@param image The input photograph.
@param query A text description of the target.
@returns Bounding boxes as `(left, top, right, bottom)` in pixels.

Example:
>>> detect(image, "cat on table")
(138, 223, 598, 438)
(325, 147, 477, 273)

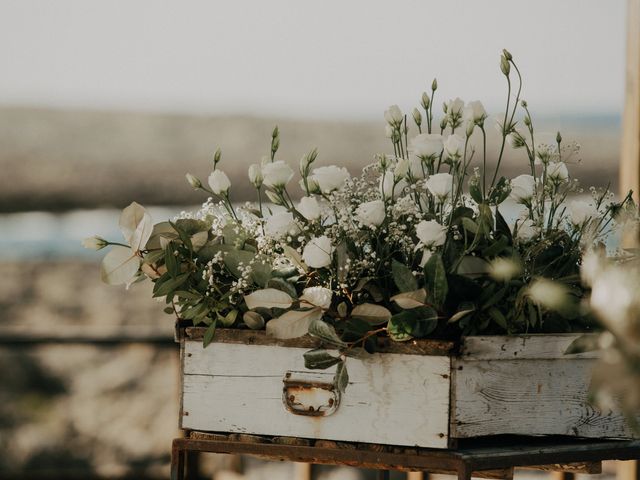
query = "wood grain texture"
(459, 334, 599, 360)
(451, 357, 634, 439)
(181, 340, 451, 448)
(185, 327, 456, 356)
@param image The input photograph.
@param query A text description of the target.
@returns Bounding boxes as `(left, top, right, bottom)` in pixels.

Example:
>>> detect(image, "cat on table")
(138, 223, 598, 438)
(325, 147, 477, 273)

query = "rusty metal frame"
(170, 432, 640, 480)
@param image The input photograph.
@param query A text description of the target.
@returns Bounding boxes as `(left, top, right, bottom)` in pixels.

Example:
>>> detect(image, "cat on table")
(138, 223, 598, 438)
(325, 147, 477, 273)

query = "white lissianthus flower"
(355, 199, 386, 228)
(410, 133, 443, 158)
(515, 219, 537, 241)
(302, 235, 334, 268)
(208, 170, 231, 195)
(447, 97, 465, 116)
(510, 174, 536, 203)
(463, 100, 487, 124)
(380, 173, 407, 199)
(262, 160, 294, 189)
(444, 134, 465, 159)
(425, 173, 454, 201)
(547, 162, 569, 182)
(248, 164, 263, 188)
(300, 286, 333, 310)
(384, 105, 403, 126)
(568, 200, 598, 225)
(265, 212, 299, 239)
(298, 196, 321, 221)
(82, 235, 108, 251)
(309, 166, 350, 194)
(415, 220, 447, 248)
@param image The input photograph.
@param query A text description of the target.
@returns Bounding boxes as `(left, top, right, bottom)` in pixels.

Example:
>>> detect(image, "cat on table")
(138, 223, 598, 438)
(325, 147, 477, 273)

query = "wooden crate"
(179, 328, 635, 449)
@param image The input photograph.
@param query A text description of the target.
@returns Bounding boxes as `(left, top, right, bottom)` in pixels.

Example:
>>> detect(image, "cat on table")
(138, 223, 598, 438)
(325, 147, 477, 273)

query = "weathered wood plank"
(185, 327, 456, 356)
(451, 357, 634, 440)
(181, 340, 451, 448)
(459, 334, 599, 360)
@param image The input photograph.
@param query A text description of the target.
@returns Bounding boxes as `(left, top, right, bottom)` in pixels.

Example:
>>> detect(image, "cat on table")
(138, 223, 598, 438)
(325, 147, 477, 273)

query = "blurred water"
(0, 198, 620, 260)
(0, 207, 183, 259)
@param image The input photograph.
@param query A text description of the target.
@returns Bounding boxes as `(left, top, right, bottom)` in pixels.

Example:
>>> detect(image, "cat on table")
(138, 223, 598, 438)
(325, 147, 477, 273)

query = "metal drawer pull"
(282, 371, 341, 417)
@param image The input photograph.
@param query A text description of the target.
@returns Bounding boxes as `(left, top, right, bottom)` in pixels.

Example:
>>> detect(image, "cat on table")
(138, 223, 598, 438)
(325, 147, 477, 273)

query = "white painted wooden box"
(179, 328, 636, 449)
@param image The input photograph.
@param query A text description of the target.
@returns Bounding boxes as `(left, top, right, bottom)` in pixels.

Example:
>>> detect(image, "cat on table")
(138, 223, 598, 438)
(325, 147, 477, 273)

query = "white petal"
(101, 246, 141, 285)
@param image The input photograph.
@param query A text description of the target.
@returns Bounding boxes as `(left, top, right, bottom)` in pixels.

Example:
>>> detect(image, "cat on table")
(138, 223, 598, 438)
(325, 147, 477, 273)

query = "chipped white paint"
(182, 340, 451, 448)
(181, 332, 637, 448)
(452, 335, 635, 440)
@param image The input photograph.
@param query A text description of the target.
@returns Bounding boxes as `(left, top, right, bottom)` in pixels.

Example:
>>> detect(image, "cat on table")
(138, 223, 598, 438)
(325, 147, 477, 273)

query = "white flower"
(265, 212, 299, 238)
(300, 286, 333, 310)
(384, 105, 403, 125)
(444, 134, 465, 159)
(355, 199, 386, 227)
(302, 235, 334, 268)
(394, 158, 410, 179)
(208, 170, 231, 195)
(528, 279, 570, 310)
(425, 173, 453, 201)
(463, 100, 487, 124)
(510, 174, 535, 203)
(415, 220, 447, 248)
(515, 219, 537, 241)
(447, 97, 465, 116)
(568, 200, 598, 225)
(248, 164, 263, 188)
(82, 235, 108, 251)
(262, 160, 294, 189)
(380, 173, 407, 199)
(408, 155, 426, 179)
(410, 133, 444, 158)
(384, 125, 394, 138)
(185, 173, 201, 189)
(419, 249, 433, 267)
(547, 162, 569, 182)
(309, 165, 350, 193)
(298, 196, 321, 221)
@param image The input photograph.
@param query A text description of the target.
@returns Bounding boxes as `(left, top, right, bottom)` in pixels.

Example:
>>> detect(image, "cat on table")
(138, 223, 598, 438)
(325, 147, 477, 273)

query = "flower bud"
(502, 48, 513, 61)
(556, 131, 562, 144)
(500, 55, 510, 76)
(384, 105, 403, 126)
(82, 235, 108, 251)
(384, 125, 394, 138)
(248, 164, 263, 188)
(185, 173, 202, 189)
(431, 78, 438, 91)
(421, 92, 430, 110)
(412, 108, 422, 126)
(264, 189, 282, 205)
(442, 102, 448, 114)
(271, 137, 280, 153)
(520, 100, 528, 108)
(213, 148, 222, 167)
(439, 117, 447, 131)
(271, 125, 279, 139)
(466, 120, 475, 137)
(208, 169, 231, 195)
(523, 115, 531, 127)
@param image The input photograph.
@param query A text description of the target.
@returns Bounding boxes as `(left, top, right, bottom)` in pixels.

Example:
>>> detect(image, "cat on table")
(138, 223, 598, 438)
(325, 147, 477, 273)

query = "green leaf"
(334, 361, 349, 393)
(390, 307, 438, 338)
(391, 289, 427, 309)
(180, 303, 208, 320)
(303, 349, 342, 370)
(495, 208, 513, 242)
(163, 306, 174, 315)
(244, 288, 293, 310)
(223, 249, 257, 278)
(267, 278, 298, 299)
(203, 318, 217, 348)
(461, 217, 479, 234)
(164, 242, 179, 278)
(174, 290, 202, 300)
(448, 302, 476, 323)
(424, 253, 448, 309)
(308, 319, 346, 347)
(152, 272, 189, 297)
(218, 309, 238, 327)
(243, 311, 265, 330)
(250, 259, 272, 288)
(469, 179, 483, 204)
(143, 249, 166, 265)
(487, 307, 508, 330)
(387, 315, 414, 342)
(351, 303, 392, 325)
(392, 260, 418, 292)
(169, 221, 193, 251)
(175, 218, 210, 235)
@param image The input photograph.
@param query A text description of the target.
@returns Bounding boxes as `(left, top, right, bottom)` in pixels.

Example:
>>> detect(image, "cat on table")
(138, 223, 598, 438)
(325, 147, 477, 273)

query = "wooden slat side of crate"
(450, 334, 634, 441)
(180, 329, 453, 448)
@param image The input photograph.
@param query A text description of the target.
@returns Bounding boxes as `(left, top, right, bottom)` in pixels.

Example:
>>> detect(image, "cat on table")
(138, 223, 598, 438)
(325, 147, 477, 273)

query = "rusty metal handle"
(282, 371, 341, 417)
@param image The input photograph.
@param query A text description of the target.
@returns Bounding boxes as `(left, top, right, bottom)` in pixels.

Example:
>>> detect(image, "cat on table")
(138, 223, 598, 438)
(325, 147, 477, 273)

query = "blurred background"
(0, 0, 630, 478)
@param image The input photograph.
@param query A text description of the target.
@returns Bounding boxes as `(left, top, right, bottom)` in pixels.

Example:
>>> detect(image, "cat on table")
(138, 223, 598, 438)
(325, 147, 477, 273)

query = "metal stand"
(170, 431, 640, 480)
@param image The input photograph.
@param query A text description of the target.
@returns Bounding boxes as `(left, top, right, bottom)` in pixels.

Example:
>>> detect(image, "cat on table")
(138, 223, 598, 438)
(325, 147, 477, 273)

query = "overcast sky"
(0, 0, 627, 120)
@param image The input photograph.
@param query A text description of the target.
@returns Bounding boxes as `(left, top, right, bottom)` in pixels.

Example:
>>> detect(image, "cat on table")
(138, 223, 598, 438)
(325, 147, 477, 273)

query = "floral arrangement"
(86, 50, 635, 391)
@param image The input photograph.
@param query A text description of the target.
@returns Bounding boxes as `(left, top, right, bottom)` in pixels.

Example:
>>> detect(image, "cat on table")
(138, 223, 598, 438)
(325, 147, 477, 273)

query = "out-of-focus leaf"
(424, 253, 448, 308)
(334, 361, 349, 393)
(351, 303, 392, 325)
(244, 288, 293, 310)
(391, 289, 427, 309)
(303, 349, 342, 369)
(101, 246, 141, 285)
(119, 202, 153, 252)
(392, 260, 418, 292)
(265, 307, 322, 339)
(308, 319, 346, 347)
